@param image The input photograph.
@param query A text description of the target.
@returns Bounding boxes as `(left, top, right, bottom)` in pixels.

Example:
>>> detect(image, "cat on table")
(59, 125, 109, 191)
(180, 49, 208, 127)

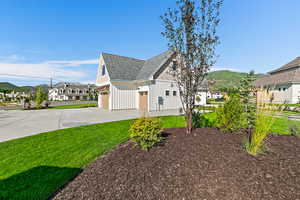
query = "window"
(172, 61, 177, 71)
(283, 88, 286, 91)
(279, 88, 281, 91)
(173, 91, 177, 96)
(165, 90, 170, 96)
(102, 65, 106, 76)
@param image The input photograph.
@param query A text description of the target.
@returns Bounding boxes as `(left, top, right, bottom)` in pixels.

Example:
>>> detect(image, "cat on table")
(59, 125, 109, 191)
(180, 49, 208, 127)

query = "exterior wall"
(207, 91, 223, 99)
(257, 84, 295, 104)
(156, 63, 175, 81)
(97, 94, 102, 108)
(148, 80, 181, 111)
(291, 83, 300, 104)
(110, 83, 138, 110)
(96, 55, 110, 86)
(269, 84, 292, 104)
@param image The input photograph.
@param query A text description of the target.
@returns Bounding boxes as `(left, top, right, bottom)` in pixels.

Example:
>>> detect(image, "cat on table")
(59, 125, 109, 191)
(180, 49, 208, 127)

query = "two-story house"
(254, 57, 300, 104)
(96, 50, 207, 111)
(48, 83, 97, 101)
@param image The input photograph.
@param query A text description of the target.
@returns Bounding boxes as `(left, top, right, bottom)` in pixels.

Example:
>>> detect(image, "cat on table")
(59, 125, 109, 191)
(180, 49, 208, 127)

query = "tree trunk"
(186, 108, 193, 134)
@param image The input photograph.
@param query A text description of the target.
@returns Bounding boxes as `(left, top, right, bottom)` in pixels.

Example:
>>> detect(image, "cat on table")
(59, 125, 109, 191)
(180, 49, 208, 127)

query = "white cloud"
(0, 54, 25, 62)
(81, 79, 96, 84)
(210, 66, 239, 72)
(0, 58, 98, 81)
(46, 59, 98, 67)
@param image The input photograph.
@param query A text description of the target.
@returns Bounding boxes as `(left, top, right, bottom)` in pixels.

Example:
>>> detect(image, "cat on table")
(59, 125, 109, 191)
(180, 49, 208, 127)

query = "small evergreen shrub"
(35, 87, 44, 109)
(289, 121, 300, 137)
(216, 94, 245, 132)
(192, 113, 217, 128)
(245, 113, 273, 155)
(129, 117, 163, 150)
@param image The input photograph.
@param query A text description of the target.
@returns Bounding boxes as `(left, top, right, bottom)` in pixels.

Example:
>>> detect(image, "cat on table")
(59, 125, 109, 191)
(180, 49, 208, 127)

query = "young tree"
(239, 70, 257, 139)
(35, 87, 44, 109)
(161, 0, 222, 133)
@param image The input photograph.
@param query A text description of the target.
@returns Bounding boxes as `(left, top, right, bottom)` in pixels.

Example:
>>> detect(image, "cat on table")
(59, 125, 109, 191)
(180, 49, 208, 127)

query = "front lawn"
(49, 103, 98, 109)
(0, 115, 185, 200)
(0, 112, 294, 199)
(199, 112, 295, 135)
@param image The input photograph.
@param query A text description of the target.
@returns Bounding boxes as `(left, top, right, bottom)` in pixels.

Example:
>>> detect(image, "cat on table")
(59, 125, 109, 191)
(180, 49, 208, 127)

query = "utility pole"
(50, 77, 53, 88)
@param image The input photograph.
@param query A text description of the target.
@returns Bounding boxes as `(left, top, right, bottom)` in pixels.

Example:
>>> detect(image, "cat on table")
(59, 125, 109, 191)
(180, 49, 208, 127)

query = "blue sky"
(0, 0, 299, 86)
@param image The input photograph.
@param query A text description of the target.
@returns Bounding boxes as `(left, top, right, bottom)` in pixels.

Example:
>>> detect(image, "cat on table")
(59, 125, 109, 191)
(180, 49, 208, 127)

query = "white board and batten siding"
(110, 84, 137, 110)
(148, 80, 181, 111)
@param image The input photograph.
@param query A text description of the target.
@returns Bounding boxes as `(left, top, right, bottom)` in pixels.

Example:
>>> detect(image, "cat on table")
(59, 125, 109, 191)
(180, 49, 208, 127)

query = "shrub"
(289, 121, 300, 137)
(35, 87, 44, 109)
(245, 113, 273, 155)
(215, 97, 225, 102)
(195, 96, 201, 103)
(216, 94, 245, 132)
(192, 112, 217, 128)
(129, 117, 163, 150)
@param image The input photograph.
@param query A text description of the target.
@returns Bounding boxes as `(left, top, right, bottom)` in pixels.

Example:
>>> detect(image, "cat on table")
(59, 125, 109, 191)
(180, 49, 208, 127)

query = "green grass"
(0, 115, 185, 200)
(197, 112, 295, 135)
(49, 103, 97, 109)
(0, 112, 294, 199)
(270, 116, 296, 135)
(269, 103, 300, 108)
(278, 111, 300, 116)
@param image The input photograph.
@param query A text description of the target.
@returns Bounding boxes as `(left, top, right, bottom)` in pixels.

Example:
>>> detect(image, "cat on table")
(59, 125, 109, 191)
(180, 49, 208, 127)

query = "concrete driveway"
(0, 108, 180, 142)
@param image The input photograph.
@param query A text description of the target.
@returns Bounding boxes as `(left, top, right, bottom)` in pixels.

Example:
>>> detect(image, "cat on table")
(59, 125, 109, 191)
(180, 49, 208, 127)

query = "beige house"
(96, 51, 208, 111)
(254, 57, 300, 104)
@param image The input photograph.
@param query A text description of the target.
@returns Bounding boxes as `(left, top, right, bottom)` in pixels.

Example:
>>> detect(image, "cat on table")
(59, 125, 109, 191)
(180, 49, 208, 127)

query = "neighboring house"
(0, 91, 30, 101)
(207, 90, 223, 99)
(48, 83, 97, 101)
(254, 57, 300, 104)
(96, 51, 207, 111)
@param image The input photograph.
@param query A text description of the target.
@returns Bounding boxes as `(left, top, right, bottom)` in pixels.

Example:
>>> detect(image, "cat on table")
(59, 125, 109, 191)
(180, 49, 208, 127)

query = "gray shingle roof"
(136, 50, 174, 80)
(254, 57, 300, 87)
(102, 51, 174, 81)
(269, 57, 300, 74)
(254, 68, 300, 86)
(102, 53, 145, 81)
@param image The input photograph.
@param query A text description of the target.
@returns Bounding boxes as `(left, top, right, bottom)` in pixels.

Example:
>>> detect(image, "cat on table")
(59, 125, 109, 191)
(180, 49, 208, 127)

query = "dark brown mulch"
(53, 128, 300, 200)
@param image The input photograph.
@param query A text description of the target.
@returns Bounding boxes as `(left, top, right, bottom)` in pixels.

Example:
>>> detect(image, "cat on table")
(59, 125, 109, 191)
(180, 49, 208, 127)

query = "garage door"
(139, 91, 148, 111)
(101, 92, 109, 109)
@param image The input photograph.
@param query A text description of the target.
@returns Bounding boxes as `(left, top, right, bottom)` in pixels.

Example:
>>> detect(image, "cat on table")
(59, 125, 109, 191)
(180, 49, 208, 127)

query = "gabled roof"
(136, 50, 174, 80)
(102, 53, 145, 81)
(254, 69, 300, 86)
(101, 50, 174, 81)
(269, 57, 300, 74)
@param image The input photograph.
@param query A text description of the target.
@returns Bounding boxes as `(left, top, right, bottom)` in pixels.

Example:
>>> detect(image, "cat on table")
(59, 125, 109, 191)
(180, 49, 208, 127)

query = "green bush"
(192, 112, 217, 128)
(35, 87, 44, 109)
(289, 121, 300, 137)
(129, 117, 163, 150)
(216, 94, 245, 132)
(245, 113, 273, 155)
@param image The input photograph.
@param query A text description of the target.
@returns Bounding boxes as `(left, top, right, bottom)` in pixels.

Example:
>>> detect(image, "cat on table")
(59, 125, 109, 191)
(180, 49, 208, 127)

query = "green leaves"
(129, 117, 163, 150)
(216, 94, 246, 132)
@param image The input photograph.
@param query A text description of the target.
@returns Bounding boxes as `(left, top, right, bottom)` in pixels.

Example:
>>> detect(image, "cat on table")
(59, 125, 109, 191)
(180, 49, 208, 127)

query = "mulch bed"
(53, 128, 300, 200)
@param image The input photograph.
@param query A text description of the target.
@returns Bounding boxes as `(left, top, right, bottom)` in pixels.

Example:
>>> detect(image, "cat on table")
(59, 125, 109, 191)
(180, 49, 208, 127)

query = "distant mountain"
(54, 82, 83, 87)
(207, 70, 264, 90)
(0, 82, 18, 90)
(0, 82, 49, 92)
